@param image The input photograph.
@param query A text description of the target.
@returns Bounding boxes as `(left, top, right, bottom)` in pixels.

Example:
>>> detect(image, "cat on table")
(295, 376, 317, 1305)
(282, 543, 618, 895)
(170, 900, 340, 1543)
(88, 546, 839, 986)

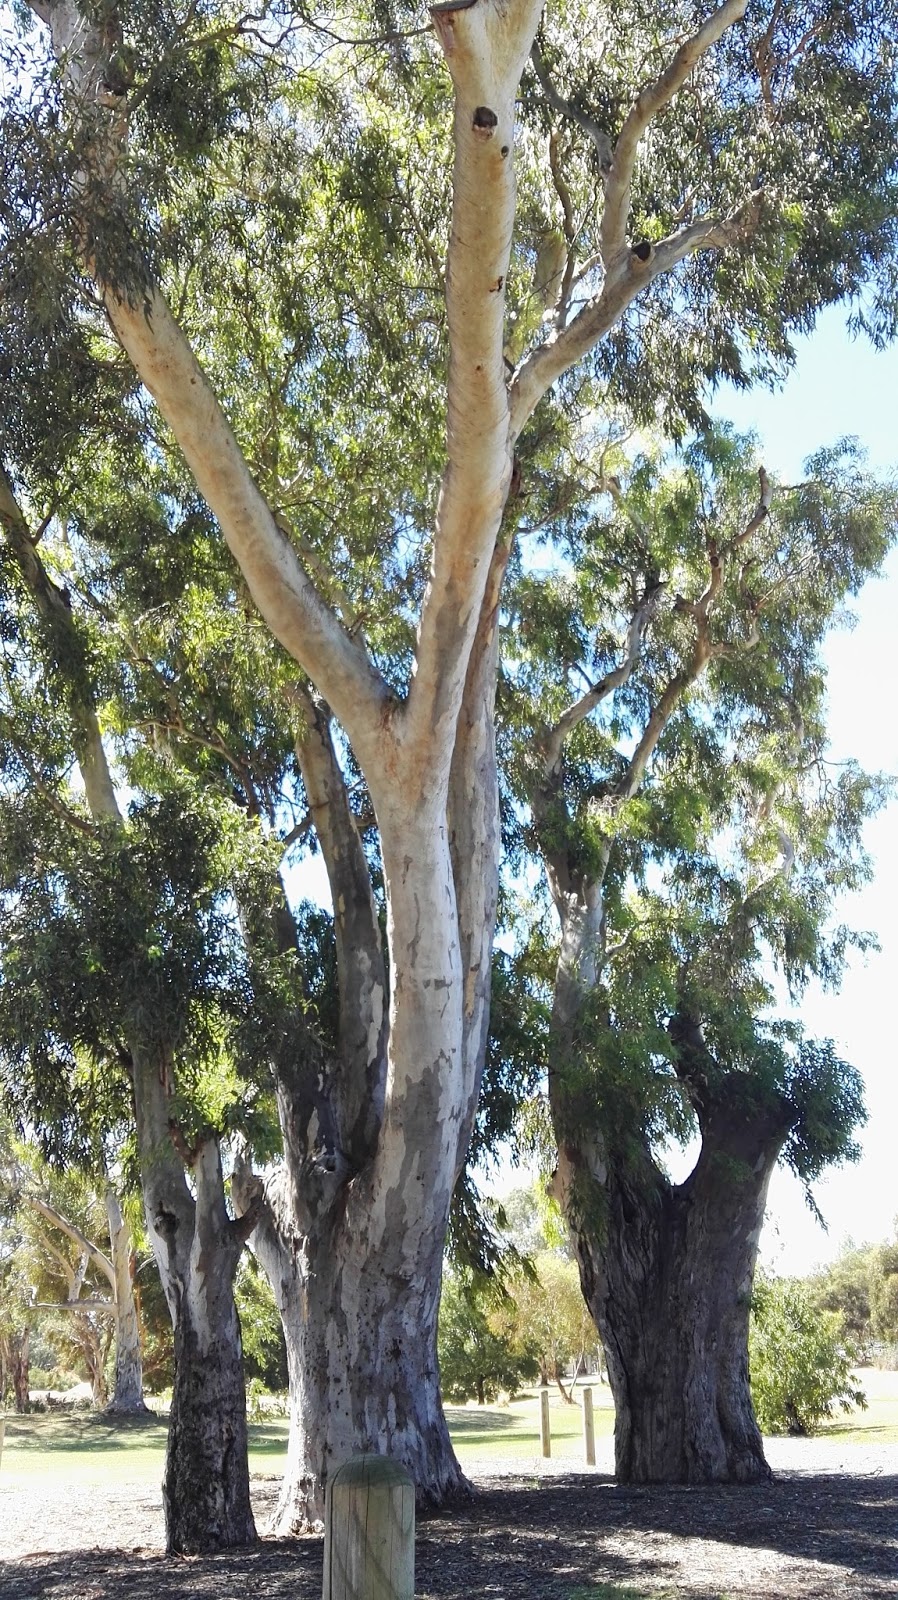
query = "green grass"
(1, 1369, 895, 1484)
(0, 1410, 289, 1483)
(564, 1590, 732, 1600)
(810, 1366, 898, 1445)
(447, 1383, 615, 1463)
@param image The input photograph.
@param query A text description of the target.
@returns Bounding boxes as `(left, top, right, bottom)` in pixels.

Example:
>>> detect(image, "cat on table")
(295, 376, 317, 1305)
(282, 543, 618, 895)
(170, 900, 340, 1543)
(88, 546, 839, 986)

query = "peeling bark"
(243, 1171, 466, 1533)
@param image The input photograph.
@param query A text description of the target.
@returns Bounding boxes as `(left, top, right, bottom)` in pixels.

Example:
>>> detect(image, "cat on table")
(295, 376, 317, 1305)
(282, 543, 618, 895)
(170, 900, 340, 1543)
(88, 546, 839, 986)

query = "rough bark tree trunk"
(562, 1081, 791, 1484)
(163, 1241, 254, 1550)
(141, 1122, 256, 1553)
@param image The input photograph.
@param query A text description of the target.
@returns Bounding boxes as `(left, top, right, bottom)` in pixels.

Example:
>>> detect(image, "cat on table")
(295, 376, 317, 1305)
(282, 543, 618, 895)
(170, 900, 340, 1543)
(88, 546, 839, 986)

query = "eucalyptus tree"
(5, 0, 898, 1532)
(504, 430, 891, 1481)
(0, 462, 266, 1548)
(4, 1149, 146, 1411)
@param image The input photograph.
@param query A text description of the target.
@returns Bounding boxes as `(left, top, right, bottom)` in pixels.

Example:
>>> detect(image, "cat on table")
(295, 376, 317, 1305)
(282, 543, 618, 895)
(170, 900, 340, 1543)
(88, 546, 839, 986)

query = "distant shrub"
(750, 1273, 866, 1435)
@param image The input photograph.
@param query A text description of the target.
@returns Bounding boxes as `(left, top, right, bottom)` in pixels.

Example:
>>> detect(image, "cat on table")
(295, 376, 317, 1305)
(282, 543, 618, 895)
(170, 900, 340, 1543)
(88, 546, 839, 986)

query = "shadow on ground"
(2, 1470, 897, 1600)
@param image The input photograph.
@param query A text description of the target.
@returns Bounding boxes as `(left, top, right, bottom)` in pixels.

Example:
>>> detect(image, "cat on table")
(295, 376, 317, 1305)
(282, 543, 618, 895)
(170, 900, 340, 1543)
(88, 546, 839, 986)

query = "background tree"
(438, 1268, 539, 1406)
(15, 1176, 144, 1411)
(0, 1200, 34, 1411)
(496, 1251, 601, 1401)
(498, 430, 891, 1483)
(807, 1230, 898, 1360)
(806, 1242, 879, 1361)
(0, 1123, 147, 1413)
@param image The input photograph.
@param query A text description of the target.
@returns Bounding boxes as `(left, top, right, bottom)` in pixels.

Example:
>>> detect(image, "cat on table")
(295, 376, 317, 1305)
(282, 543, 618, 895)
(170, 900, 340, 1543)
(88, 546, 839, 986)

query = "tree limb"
(291, 682, 388, 1164)
(23, 1194, 116, 1293)
(540, 580, 667, 776)
(509, 187, 763, 436)
(0, 464, 120, 820)
(601, 0, 749, 270)
(28, 2, 397, 768)
(403, 0, 544, 766)
(530, 39, 613, 175)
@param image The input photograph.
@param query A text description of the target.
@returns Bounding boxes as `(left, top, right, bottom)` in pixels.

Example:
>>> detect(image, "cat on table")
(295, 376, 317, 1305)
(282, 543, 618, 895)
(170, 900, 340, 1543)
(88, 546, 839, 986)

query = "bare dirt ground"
(2, 1441, 897, 1599)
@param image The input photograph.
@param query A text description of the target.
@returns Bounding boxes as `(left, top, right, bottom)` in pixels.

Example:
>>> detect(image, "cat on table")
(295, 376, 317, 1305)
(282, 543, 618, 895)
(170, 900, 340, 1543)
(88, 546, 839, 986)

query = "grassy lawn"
(0, 1410, 289, 1483)
(817, 1365, 898, 1444)
(1, 1369, 895, 1483)
(447, 1382, 615, 1464)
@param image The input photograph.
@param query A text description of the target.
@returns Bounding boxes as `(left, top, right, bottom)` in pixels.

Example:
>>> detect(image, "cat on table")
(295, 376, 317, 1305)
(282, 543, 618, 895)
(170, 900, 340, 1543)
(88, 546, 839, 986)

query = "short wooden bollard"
(540, 1385, 551, 1458)
(0, 1416, 4, 1470)
(582, 1386, 595, 1466)
(323, 1454, 414, 1600)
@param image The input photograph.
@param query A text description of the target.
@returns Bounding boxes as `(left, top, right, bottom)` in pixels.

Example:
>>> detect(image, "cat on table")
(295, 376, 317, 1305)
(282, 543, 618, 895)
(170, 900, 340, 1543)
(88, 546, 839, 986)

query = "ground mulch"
(2, 1443, 897, 1599)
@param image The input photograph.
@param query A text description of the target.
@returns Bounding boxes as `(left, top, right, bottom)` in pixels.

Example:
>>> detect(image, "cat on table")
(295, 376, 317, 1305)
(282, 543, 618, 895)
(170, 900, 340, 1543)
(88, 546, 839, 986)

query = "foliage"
(495, 1183, 570, 1260)
(438, 1269, 539, 1405)
(496, 1251, 602, 1393)
(806, 1230, 898, 1357)
(235, 1255, 287, 1391)
(498, 426, 890, 1196)
(749, 1273, 866, 1435)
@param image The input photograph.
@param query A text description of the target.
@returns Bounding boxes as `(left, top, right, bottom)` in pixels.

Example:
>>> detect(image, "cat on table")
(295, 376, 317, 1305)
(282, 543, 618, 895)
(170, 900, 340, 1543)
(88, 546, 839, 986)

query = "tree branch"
(509, 187, 762, 436)
(402, 0, 543, 767)
(540, 580, 667, 776)
(530, 39, 613, 175)
(0, 464, 120, 820)
(29, 2, 397, 767)
(291, 683, 388, 1164)
(600, 0, 749, 270)
(22, 1194, 116, 1293)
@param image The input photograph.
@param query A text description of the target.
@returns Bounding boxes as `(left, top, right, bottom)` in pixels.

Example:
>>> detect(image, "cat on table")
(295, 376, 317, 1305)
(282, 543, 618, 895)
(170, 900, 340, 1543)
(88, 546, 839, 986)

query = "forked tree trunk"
(137, 1081, 256, 1553)
(233, 667, 503, 1529)
(236, 803, 473, 1532)
(568, 1085, 791, 1484)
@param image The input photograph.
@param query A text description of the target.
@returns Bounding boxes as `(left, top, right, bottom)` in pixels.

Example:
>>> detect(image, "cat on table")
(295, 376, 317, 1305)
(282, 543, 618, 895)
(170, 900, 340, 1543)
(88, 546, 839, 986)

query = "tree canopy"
(2, 0, 898, 1538)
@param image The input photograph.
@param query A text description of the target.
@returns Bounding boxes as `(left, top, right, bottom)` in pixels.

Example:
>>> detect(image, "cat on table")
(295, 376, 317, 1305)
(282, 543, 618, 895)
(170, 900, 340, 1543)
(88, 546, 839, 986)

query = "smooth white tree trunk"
(104, 1188, 147, 1415)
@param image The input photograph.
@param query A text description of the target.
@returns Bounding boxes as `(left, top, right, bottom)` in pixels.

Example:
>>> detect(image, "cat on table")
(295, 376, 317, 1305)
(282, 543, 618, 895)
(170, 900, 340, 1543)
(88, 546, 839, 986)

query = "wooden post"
(582, 1385, 595, 1466)
(322, 1454, 414, 1600)
(0, 1415, 4, 1470)
(540, 1385, 551, 1458)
